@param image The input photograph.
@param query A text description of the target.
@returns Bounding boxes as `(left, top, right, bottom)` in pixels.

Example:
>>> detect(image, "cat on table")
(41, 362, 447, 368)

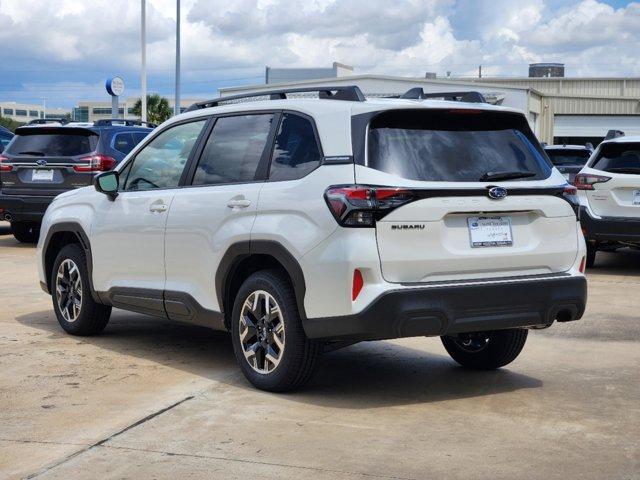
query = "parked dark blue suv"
(0, 126, 13, 153)
(0, 118, 154, 242)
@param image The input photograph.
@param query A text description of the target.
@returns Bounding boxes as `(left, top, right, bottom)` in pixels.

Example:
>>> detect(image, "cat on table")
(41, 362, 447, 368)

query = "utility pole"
(141, 0, 147, 122)
(174, 0, 181, 116)
(42, 97, 46, 119)
(478, 65, 482, 78)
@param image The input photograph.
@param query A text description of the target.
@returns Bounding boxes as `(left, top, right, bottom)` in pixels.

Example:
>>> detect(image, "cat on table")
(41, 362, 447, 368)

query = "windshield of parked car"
(545, 149, 591, 167)
(592, 143, 640, 174)
(6, 130, 98, 157)
(367, 109, 551, 182)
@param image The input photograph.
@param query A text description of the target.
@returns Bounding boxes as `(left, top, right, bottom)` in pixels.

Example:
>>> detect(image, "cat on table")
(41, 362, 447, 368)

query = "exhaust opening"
(555, 309, 574, 322)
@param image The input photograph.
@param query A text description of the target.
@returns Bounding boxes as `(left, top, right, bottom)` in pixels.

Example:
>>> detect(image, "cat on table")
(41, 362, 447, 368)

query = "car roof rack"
(185, 85, 366, 112)
(399, 88, 486, 103)
(604, 129, 625, 140)
(93, 119, 157, 128)
(28, 118, 69, 125)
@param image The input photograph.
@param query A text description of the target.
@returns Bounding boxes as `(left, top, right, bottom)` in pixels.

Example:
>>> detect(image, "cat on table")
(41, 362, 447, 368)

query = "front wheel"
(51, 244, 112, 336)
(441, 329, 528, 370)
(11, 222, 40, 243)
(230, 270, 322, 392)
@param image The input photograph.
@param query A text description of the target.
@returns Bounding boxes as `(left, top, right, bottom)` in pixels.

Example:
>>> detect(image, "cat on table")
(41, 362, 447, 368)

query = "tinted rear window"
(367, 110, 550, 182)
(6, 131, 98, 157)
(592, 143, 640, 174)
(545, 149, 591, 167)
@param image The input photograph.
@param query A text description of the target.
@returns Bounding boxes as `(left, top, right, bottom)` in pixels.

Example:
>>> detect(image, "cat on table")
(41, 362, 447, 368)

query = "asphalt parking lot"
(0, 220, 638, 480)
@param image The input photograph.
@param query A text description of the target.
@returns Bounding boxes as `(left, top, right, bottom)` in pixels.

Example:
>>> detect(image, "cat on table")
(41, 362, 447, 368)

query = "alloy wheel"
(55, 259, 83, 323)
(239, 290, 285, 374)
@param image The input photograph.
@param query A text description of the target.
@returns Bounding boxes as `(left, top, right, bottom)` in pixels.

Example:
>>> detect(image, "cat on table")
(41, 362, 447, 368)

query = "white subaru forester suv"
(37, 86, 587, 392)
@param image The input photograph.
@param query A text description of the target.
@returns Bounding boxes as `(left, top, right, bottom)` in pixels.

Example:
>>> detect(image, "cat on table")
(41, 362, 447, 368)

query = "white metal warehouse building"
(219, 72, 640, 145)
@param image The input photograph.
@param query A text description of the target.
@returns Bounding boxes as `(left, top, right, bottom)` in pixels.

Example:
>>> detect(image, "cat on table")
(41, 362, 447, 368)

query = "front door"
(91, 119, 208, 306)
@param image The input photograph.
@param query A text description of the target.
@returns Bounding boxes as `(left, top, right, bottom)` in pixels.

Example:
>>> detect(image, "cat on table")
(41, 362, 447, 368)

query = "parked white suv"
(37, 86, 587, 392)
(576, 131, 640, 267)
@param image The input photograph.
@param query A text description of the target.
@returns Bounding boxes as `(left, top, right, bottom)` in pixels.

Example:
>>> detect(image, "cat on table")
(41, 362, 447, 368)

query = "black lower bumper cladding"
(0, 194, 53, 222)
(580, 206, 640, 244)
(304, 275, 587, 341)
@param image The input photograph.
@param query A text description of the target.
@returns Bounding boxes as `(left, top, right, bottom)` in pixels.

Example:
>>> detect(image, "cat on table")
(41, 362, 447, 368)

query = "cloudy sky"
(0, 0, 638, 108)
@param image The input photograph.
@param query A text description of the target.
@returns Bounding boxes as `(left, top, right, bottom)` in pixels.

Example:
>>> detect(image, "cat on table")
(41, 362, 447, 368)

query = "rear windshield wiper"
(17, 151, 47, 156)
(606, 167, 640, 174)
(479, 170, 536, 181)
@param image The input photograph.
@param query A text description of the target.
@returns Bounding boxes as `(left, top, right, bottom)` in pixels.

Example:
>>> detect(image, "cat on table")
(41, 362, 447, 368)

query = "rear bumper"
(0, 194, 53, 223)
(303, 275, 587, 341)
(580, 206, 640, 244)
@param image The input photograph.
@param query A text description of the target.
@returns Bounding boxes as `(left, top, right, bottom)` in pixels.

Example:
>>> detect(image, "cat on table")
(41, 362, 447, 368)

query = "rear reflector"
(579, 256, 586, 274)
(352, 269, 364, 301)
(74, 154, 117, 173)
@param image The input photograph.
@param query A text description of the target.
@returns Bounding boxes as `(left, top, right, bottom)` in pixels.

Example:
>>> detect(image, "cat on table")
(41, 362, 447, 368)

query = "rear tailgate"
(357, 108, 579, 284)
(1, 127, 99, 196)
(581, 142, 640, 219)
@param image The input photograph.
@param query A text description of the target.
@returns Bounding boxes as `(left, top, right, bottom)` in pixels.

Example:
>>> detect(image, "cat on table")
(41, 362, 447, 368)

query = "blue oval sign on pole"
(105, 76, 125, 97)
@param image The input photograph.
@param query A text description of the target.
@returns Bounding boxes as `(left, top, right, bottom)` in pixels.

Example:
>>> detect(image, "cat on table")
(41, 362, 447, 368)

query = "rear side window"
(367, 110, 550, 182)
(193, 114, 275, 185)
(545, 149, 591, 167)
(6, 132, 98, 157)
(592, 143, 640, 174)
(112, 132, 136, 155)
(269, 114, 321, 181)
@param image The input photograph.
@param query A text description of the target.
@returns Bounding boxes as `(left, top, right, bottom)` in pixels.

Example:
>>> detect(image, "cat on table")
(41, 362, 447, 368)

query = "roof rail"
(93, 119, 157, 128)
(399, 88, 486, 103)
(604, 129, 625, 140)
(185, 85, 366, 111)
(28, 118, 69, 125)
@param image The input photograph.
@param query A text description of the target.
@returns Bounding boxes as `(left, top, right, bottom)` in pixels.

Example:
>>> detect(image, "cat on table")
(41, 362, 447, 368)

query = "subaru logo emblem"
(36, 159, 47, 167)
(488, 186, 508, 199)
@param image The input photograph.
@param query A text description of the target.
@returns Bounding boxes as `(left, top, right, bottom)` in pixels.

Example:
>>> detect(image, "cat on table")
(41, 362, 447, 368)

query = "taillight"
(324, 185, 415, 227)
(574, 173, 611, 190)
(0, 155, 12, 172)
(73, 154, 117, 173)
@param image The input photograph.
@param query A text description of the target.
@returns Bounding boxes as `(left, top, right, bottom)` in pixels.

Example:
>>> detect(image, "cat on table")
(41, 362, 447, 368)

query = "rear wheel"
(586, 244, 597, 268)
(51, 244, 111, 336)
(441, 329, 528, 370)
(231, 270, 322, 392)
(11, 222, 40, 243)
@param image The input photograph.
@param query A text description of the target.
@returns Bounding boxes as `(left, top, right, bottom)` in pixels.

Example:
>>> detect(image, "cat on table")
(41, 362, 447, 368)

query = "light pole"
(174, 0, 181, 116)
(141, 0, 147, 122)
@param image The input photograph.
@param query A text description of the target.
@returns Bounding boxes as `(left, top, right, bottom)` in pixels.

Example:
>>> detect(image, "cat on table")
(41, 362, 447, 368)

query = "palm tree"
(132, 94, 172, 124)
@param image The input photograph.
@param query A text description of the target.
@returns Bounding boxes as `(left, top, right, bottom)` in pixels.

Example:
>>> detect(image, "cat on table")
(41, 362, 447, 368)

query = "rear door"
(164, 113, 278, 316)
(358, 108, 578, 283)
(0, 127, 99, 196)
(580, 141, 640, 219)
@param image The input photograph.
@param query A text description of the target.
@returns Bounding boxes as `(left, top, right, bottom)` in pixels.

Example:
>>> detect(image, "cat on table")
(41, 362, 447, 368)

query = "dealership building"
(219, 63, 640, 145)
(0, 102, 70, 122)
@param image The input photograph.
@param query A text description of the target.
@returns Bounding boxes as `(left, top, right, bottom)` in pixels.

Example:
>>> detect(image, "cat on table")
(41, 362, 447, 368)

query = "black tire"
(11, 222, 40, 243)
(586, 244, 597, 268)
(441, 328, 528, 370)
(51, 243, 111, 336)
(230, 269, 322, 392)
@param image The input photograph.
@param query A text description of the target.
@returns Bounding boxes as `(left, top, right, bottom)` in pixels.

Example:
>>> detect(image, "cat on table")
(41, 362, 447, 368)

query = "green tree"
(0, 116, 24, 132)
(132, 94, 172, 125)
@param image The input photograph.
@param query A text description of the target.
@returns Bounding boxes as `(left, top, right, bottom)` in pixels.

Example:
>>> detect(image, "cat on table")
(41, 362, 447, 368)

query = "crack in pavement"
(0, 438, 88, 447)
(99, 443, 419, 480)
(24, 395, 194, 479)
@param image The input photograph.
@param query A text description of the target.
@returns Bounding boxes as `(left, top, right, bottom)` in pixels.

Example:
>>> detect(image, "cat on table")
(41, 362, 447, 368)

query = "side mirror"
(94, 171, 119, 200)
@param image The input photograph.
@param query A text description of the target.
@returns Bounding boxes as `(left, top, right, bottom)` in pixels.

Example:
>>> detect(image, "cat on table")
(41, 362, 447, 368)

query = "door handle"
(149, 203, 168, 213)
(227, 199, 251, 209)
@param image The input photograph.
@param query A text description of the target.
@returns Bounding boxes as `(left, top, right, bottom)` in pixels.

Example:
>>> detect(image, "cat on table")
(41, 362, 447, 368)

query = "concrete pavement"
(0, 222, 638, 479)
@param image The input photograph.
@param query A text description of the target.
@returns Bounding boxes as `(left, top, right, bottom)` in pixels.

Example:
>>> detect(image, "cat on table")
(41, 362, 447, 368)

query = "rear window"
(592, 143, 640, 174)
(367, 110, 551, 182)
(545, 149, 591, 167)
(6, 130, 98, 157)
